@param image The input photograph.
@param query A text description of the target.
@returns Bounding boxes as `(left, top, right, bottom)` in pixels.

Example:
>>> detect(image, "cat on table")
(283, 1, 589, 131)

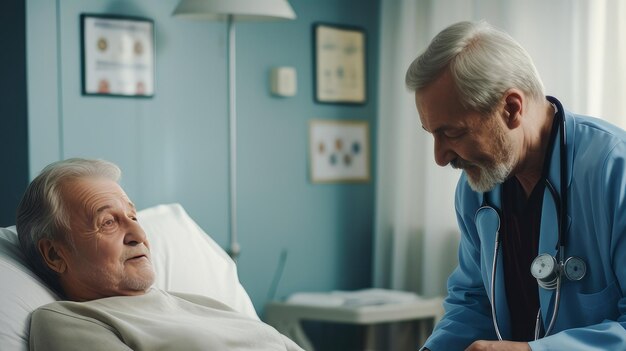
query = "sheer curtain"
(375, 0, 626, 298)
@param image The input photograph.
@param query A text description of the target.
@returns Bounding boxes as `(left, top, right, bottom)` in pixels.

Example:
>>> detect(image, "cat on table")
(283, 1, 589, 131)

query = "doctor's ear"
(38, 238, 68, 274)
(502, 90, 523, 129)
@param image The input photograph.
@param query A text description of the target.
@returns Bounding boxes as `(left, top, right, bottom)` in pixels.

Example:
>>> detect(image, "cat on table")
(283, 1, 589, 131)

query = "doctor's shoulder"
(569, 114, 626, 180)
(571, 114, 626, 160)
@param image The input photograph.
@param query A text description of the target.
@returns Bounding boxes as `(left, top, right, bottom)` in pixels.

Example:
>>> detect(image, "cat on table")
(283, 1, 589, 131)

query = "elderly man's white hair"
(405, 20, 545, 114)
(16, 158, 121, 294)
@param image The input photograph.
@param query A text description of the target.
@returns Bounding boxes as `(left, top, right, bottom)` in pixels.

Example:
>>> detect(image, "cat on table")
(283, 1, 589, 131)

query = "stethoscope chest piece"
(563, 256, 587, 281)
(531, 253, 587, 290)
(531, 253, 559, 290)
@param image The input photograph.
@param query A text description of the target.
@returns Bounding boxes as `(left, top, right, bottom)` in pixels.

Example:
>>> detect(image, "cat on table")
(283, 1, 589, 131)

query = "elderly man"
(17, 158, 303, 350)
(406, 21, 626, 350)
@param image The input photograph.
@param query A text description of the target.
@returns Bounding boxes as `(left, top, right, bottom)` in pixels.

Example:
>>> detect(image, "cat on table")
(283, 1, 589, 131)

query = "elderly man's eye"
(98, 218, 119, 234)
(444, 129, 465, 138)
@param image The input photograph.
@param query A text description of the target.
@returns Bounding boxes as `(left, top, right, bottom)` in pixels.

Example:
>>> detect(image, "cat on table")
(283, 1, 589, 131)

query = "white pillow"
(137, 203, 258, 319)
(0, 203, 257, 351)
(0, 226, 58, 351)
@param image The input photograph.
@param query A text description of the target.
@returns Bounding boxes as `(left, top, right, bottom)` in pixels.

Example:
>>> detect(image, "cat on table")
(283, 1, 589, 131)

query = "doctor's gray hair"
(16, 158, 121, 293)
(405, 21, 545, 114)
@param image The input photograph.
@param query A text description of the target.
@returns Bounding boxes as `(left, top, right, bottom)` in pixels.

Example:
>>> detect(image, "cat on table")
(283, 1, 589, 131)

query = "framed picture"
(309, 120, 370, 183)
(313, 23, 366, 104)
(80, 14, 155, 98)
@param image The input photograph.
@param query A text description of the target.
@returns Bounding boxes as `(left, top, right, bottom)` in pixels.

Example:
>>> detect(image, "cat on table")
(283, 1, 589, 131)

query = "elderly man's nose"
(434, 136, 454, 167)
(124, 222, 148, 246)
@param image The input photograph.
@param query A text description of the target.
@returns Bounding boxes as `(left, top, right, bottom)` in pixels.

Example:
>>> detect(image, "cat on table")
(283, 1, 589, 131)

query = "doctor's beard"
(452, 158, 512, 193)
(451, 120, 516, 193)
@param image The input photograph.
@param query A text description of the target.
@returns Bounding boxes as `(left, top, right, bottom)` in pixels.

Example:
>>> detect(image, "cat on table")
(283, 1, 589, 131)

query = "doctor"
(405, 21, 626, 350)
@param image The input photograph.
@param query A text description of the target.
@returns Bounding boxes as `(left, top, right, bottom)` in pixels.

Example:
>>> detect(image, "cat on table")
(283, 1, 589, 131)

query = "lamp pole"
(227, 14, 240, 260)
(172, 0, 296, 262)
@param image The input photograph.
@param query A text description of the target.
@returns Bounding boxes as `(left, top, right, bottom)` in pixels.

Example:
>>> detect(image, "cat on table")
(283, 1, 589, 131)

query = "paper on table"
(286, 293, 346, 307)
(286, 288, 422, 307)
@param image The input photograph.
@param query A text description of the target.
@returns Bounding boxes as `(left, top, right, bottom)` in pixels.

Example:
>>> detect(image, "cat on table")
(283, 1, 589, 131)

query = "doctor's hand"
(465, 340, 530, 351)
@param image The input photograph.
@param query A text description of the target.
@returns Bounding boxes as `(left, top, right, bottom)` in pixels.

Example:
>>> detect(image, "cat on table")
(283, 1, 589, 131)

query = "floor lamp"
(172, 0, 296, 261)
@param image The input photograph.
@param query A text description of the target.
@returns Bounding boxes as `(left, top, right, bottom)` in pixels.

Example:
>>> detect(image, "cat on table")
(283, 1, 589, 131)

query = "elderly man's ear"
(38, 239, 68, 273)
(502, 90, 524, 129)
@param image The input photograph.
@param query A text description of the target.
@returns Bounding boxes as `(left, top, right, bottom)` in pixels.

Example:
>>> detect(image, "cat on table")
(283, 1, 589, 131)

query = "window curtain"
(375, 0, 626, 299)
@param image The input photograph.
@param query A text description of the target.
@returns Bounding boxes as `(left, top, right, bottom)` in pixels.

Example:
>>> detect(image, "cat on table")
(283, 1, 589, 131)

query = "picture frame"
(309, 119, 370, 183)
(313, 23, 367, 104)
(80, 14, 155, 98)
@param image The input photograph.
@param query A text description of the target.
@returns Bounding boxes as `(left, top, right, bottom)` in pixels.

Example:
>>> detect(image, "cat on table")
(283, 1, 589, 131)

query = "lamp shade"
(172, 0, 296, 21)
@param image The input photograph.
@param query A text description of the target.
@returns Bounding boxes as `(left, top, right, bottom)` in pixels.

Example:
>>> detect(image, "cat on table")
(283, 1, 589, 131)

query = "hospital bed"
(0, 203, 259, 351)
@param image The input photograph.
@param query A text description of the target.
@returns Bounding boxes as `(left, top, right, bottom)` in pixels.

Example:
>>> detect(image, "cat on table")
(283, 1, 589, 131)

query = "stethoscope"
(476, 96, 587, 341)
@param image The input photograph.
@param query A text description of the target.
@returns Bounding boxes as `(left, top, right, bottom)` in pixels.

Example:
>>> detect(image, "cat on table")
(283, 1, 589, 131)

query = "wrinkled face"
(415, 71, 515, 192)
(56, 177, 154, 301)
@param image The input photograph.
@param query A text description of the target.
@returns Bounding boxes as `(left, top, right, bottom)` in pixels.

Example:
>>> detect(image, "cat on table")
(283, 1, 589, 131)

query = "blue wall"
(0, 0, 29, 227)
(27, 0, 379, 311)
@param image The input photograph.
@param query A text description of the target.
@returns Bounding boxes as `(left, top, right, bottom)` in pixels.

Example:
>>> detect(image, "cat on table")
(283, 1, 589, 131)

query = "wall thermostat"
(270, 67, 297, 97)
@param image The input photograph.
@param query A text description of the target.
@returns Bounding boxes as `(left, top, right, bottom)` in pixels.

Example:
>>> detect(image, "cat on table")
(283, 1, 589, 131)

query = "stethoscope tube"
(484, 97, 581, 341)
(487, 205, 503, 341)
(489, 230, 562, 341)
(541, 177, 564, 338)
(489, 212, 563, 341)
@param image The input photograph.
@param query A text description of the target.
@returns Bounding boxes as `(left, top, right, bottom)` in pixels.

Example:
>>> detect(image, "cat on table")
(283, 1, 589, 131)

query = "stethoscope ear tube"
(477, 97, 588, 341)
(476, 205, 504, 341)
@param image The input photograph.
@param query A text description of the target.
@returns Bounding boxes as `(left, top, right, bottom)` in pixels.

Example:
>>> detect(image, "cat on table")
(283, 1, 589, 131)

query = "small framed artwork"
(313, 23, 366, 104)
(309, 119, 370, 183)
(80, 14, 155, 98)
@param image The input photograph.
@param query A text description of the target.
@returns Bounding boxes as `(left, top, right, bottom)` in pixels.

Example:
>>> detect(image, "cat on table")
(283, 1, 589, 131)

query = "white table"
(265, 297, 444, 350)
